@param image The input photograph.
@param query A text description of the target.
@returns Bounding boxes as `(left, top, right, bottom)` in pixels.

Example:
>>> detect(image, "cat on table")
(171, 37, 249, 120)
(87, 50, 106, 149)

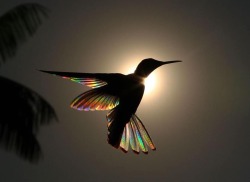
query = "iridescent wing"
(39, 70, 110, 88)
(119, 114, 156, 154)
(40, 71, 124, 111)
(71, 88, 119, 111)
(62, 77, 107, 88)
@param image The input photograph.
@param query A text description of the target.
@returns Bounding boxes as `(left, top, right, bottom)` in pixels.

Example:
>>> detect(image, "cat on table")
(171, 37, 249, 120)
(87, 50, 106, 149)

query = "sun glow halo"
(125, 66, 157, 95)
(144, 73, 156, 94)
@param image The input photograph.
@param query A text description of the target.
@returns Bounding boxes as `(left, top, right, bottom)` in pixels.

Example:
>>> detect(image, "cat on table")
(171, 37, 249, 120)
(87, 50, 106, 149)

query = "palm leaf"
(0, 3, 49, 63)
(0, 76, 57, 163)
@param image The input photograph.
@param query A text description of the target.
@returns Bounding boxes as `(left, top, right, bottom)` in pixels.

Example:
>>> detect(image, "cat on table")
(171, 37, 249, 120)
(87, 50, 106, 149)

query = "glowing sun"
(125, 66, 157, 95)
(144, 73, 156, 94)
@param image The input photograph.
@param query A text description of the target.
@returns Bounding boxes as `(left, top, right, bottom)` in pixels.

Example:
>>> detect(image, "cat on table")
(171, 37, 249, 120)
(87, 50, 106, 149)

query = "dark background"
(1, 0, 250, 181)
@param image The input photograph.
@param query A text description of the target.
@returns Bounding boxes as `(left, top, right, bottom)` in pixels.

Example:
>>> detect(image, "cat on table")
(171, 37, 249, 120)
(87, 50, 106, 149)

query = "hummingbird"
(40, 58, 181, 154)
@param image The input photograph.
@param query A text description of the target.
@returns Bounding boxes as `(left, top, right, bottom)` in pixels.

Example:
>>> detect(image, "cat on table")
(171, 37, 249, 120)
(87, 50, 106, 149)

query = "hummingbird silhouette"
(40, 58, 181, 154)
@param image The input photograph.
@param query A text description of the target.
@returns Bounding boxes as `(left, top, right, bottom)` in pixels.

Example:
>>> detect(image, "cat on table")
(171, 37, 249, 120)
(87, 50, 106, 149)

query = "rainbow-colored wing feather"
(40, 70, 120, 111)
(39, 70, 111, 88)
(120, 114, 156, 154)
(71, 89, 119, 111)
(62, 77, 107, 88)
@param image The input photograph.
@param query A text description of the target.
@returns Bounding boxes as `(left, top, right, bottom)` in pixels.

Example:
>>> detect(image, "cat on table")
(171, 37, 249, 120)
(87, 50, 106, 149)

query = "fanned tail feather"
(119, 114, 156, 154)
(132, 115, 156, 151)
(119, 124, 130, 152)
(107, 111, 156, 154)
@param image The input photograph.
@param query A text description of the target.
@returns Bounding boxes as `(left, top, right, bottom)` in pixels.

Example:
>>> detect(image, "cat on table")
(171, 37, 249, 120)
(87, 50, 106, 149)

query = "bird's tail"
(107, 110, 156, 154)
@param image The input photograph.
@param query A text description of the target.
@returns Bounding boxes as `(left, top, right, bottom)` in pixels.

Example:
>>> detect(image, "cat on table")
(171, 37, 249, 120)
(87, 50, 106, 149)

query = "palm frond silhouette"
(41, 58, 181, 154)
(0, 76, 56, 162)
(0, 3, 56, 163)
(0, 3, 49, 63)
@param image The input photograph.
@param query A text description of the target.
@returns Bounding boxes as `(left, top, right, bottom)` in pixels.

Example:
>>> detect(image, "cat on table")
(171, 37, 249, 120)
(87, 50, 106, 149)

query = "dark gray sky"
(1, 0, 250, 181)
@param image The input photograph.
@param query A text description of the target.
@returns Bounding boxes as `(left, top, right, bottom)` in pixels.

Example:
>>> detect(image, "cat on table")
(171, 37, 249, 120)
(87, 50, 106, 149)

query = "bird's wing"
(40, 70, 123, 88)
(40, 70, 126, 111)
(71, 88, 119, 111)
(107, 108, 156, 154)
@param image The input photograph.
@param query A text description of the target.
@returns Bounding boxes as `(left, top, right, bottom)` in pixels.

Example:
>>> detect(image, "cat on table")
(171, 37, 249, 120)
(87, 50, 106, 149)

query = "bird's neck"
(134, 69, 148, 78)
(128, 73, 145, 84)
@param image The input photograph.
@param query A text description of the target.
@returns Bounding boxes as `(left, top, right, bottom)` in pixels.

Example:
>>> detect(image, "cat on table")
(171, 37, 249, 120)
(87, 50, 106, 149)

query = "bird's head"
(134, 58, 182, 78)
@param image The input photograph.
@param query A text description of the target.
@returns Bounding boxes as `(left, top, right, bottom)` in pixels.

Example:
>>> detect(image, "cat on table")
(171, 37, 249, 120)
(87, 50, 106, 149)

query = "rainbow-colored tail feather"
(119, 114, 156, 154)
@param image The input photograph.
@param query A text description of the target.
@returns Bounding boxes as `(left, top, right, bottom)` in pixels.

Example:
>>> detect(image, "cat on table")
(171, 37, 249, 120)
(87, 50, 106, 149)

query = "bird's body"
(41, 58, 181, 153)
(104, 73, 145, 148)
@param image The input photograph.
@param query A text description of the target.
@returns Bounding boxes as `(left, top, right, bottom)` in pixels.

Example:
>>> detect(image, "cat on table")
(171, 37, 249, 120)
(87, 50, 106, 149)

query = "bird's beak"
(149, 60, 182, 75)
(134, 59, 182, 77)
(162, 60, 182, 65)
